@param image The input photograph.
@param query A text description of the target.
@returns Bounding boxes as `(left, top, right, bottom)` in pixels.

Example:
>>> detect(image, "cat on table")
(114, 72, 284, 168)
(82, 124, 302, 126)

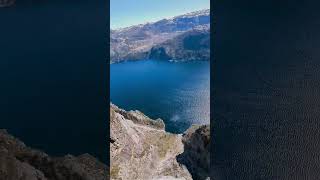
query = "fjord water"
(0, 2, 107, 162)
(111, 60, 209, 133)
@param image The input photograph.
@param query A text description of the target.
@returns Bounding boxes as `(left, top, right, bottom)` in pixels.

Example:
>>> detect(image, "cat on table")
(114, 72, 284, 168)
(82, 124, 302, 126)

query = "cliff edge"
(0, 129, 108, 180)
(110, 103, 210, 180)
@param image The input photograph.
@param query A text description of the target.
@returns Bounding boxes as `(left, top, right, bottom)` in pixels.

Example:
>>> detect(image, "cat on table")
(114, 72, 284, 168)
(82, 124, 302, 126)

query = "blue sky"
(111, 0, 210, 29)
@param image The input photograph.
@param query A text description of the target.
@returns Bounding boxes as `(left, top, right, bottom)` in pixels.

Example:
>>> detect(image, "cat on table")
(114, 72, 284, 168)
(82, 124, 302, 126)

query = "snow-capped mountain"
(110, 9, 210, 62)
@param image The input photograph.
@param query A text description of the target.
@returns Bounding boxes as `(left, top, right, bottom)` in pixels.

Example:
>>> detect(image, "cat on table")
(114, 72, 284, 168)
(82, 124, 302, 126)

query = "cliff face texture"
(0, 130, 108, 180)
(0, 104, 209, 180)
(177, 125, 210, 180)
(110, 103, 210, 180)
(149, 28, 210, 61)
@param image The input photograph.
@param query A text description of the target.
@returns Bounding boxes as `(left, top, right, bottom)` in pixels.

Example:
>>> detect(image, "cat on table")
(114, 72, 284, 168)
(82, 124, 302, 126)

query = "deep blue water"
(111, 60, 210, 133)
(0, 2, 108, 162)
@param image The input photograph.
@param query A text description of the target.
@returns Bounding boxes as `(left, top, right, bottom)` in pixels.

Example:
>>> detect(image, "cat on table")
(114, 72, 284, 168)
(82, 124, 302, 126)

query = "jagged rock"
(110, 103, 193, 180)
(178, 125, 210, 180)
(0, 129, 108, 180)
(112, 104, 165, 130)
(0, 147, 47, 180)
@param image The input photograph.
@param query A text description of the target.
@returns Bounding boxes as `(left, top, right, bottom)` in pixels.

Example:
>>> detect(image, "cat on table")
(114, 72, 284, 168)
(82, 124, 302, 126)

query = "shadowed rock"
(0, 129, 108, 180)
(177, 125, 210, 180)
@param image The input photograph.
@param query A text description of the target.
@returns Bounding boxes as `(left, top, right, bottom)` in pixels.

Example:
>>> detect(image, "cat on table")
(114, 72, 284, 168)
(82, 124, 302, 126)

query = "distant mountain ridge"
(110, 9, 210, 63)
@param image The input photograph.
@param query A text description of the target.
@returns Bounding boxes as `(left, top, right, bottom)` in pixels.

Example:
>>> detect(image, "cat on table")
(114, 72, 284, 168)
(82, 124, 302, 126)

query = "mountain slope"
(110, 9, 210, 63)
(149, 28, 210, 61)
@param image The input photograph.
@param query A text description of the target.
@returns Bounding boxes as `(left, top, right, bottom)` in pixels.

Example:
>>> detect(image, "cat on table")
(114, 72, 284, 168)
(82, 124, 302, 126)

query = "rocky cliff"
(110, 103, 210, 180)
(149, 28, 210, 61)
(0, 129, 108, 180)
(178, 125, 210, 180)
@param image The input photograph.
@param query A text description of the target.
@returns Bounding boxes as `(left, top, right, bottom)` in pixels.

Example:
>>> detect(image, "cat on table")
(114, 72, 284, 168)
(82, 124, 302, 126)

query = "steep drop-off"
(149, 28, 210, 61)
(110, 103, 210, 180)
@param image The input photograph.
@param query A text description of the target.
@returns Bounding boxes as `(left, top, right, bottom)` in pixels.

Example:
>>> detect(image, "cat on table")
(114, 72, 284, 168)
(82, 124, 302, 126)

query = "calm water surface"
(0, 2, 107, 162)
(111, 60, 210, 133)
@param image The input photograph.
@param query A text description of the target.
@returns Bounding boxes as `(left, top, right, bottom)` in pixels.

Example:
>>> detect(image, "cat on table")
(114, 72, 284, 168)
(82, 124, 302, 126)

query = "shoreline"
(110, 58, 210, 64)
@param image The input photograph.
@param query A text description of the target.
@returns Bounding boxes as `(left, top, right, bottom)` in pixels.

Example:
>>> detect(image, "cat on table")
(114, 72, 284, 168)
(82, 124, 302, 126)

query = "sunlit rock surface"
(110, 103, 210, 180)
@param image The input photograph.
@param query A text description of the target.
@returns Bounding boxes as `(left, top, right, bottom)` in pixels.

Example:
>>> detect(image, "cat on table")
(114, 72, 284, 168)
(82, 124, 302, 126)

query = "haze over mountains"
(110, 9, 210, 63)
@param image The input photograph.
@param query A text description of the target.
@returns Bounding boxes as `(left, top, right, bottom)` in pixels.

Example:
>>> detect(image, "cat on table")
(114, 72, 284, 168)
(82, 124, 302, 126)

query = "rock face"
(0, 129, 108, 180)
(149, 28, 210, 61)
(110, 103, 210, 180)
(110, 9, 210, 63)
(177, 125, 210, 180)
(110, 104, 192, 179)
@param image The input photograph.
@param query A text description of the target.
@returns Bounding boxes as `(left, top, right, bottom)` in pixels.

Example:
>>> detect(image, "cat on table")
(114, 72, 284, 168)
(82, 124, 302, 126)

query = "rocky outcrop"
(0, 129, 108, 180)
(149, 28, 210, 61)
(110, 103, 192, 179)
(112, 104, 165, 130)
(177, 125, 210, 180)
(110, 103, 210, 180)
